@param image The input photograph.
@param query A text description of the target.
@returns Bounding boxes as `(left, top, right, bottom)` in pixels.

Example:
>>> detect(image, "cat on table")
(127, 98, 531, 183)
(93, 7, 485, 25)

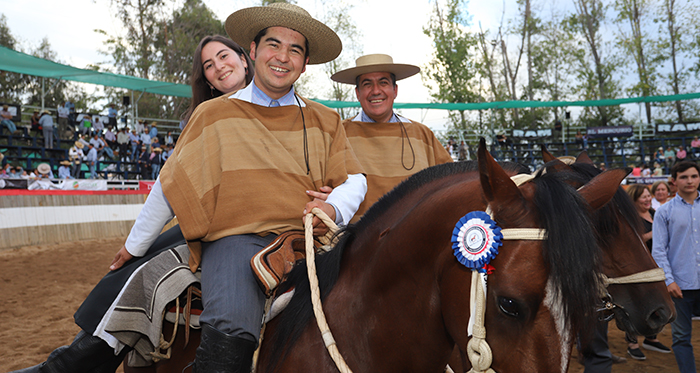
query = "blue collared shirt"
(353, 110, 409, 123)
(652, 193, 700, 289)
(231, 78, 305, 107)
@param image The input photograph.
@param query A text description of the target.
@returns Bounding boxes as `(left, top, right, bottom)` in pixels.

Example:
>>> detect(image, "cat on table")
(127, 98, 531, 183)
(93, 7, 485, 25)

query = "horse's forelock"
(532, 172, 601, 338)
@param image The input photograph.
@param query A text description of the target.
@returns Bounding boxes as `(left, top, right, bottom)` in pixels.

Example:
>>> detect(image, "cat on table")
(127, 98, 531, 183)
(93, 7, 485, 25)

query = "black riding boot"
(192, 324, 257, 373)
(10, 330, 128, 373)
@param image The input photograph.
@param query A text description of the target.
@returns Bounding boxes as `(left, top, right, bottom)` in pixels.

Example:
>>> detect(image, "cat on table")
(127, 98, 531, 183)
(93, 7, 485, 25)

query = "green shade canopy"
(313, 92, 700, 110)
(0, 45, 192, 97)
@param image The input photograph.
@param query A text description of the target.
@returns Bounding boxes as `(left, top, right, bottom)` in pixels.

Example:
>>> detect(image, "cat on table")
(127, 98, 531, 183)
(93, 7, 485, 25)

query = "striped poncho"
(343, 118, 453, 222)
(160, 96, 364, 271)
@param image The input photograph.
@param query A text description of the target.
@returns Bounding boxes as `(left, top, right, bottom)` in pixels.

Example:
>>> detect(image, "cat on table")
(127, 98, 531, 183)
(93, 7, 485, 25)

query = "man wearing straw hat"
(105, 3, 366, 372)
(318, 54, 452, 222)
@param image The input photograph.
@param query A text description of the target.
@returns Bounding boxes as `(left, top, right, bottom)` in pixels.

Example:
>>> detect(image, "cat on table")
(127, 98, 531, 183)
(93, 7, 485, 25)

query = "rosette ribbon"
(452, 211, 503, 272)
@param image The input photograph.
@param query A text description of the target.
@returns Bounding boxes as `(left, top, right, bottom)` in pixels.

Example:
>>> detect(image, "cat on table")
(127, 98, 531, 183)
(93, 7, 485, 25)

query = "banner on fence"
(586, 126, 634, 138)
(656, 122, 700, 134)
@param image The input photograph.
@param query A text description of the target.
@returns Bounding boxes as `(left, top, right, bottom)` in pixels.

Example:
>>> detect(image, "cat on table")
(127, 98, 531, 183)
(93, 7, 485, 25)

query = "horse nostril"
(647, 306, 673, 329)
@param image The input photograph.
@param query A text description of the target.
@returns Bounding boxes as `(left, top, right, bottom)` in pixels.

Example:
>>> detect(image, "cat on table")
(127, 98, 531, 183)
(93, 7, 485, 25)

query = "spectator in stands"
(104, 126, 117, 149)
(632, 164, 642, 177)
(652, 161, 700, 373)
(58, 160, 73, 179)
(107, 104, 117, 128)
(151, 136, 161, 149)
(129, 129, 140, 161)
(691, 136, 700, 159)
(1, 163, 11, 178)
(36, 163, 54, 179)
(651, 180, 671, 210)
(1, 104, 18, 135)
(79, 115, 92, 136)
(655, 147, 665, 165)
(140, 128, 151, 154)
(150, 147, 163, 180)
(664, 147, 676, 168)
(575, 130, 584, 149)
(148, 122, 158, 140)
(135, 119, 145, 134)
(57, 103, 70, 136)
(641, 163, 651, 177)
(38, 110, 55, 149)
(117, 127, 130, 162)
(653, 162, 664, 176)
(164, 131, 174, 147)
(86, 143, 98, 179)
(676, 146, 687, 164)
(624, 184, 672, 360)
(69, 141, 84, 179)
(599, 162, 607, 172)
(93, 116, 104, 135)
(30, 110, 41, 133)
(137, 145, 150, 179)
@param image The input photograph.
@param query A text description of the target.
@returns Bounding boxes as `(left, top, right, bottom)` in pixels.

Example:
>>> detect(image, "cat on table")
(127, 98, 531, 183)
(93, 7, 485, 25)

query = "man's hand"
(306, 185, 333, 201)
(110, 245, 133, 271)
(668, 282, 683, 298)
(303, 200, 336, 236)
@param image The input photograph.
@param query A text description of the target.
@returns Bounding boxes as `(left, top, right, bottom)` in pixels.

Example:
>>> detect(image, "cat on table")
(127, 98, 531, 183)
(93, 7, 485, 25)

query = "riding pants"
(199, 233, 277, 345)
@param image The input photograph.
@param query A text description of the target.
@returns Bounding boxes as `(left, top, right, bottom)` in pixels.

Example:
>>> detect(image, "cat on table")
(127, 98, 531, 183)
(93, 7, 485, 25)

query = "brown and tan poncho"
(343, 118, 453, 222)
(160, 96, 364, 271)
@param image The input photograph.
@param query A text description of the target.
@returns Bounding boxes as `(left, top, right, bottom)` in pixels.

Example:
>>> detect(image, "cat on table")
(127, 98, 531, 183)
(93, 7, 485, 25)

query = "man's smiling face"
(250, 26, 308, 99)
(355, 71, 397, 123)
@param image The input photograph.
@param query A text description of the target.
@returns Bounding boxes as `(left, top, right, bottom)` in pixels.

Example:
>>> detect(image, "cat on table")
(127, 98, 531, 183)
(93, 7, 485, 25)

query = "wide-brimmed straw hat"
(74, 141, 84, 149)
(225, 3, 342, 65)
(153, 147, 163, 152)
(60, 160, 71, 166)
(331, 54, 420, 84)
(37, 163, 51, 175)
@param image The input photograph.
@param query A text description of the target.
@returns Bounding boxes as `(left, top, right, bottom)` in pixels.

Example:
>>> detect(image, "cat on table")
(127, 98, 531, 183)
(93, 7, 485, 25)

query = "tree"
(423, 0, 480, 134)
(0, 14, 28, 104)
(614, 0, 659, 124)
(566, 0, 625, 126)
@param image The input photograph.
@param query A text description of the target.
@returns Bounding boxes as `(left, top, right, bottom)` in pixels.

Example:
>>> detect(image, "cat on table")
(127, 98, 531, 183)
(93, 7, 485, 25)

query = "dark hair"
(626, 183, 649, 203)
(670, 161, 700, 179)
(253, 27, 310, 60)
(354, 72, 397, 88)
(181, 35, 254, 124)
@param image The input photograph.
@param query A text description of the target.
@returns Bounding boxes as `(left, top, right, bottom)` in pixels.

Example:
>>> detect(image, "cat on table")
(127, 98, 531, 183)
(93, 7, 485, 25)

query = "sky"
(0, 0, 517, 132)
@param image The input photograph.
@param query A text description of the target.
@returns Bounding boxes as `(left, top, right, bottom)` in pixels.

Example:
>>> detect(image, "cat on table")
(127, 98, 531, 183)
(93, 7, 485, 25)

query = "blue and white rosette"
(452, 211, 503, 271)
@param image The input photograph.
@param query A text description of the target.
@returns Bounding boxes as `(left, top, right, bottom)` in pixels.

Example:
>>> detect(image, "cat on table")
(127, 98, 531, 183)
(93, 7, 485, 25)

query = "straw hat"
(225, 3, 342, 65)
(153, 147, 163, 152)
(74, 141, 84, 149)
(41, 110, 50, 115)
(60, 160, 71, 166)
(331, 54, 420, 85)
(557, 156, 576, 165)
(151, 121, 157, 127)
(37, 163, 51, 175)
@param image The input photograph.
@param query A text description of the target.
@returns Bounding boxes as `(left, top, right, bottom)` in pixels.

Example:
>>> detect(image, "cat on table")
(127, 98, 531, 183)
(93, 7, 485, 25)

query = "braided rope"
(304, 207, 352, 373)
(603, 268, 666, 286)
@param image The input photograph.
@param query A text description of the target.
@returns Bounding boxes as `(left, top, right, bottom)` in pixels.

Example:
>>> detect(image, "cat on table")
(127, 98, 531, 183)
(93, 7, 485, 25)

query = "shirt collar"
(229, 79, 306, 107)
(354, 109, 408, 123)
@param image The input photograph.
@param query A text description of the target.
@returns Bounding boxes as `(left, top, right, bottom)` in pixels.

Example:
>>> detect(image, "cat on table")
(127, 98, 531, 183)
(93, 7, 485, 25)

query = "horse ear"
(576, 151, 594, 165)
(478, 138, 521, 202)
(541, 145, 557, 163)
(577, 168, 631, 210)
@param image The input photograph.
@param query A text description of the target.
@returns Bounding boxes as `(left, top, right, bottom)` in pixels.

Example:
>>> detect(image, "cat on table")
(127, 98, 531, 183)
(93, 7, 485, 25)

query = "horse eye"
(498, 297, 520, 317)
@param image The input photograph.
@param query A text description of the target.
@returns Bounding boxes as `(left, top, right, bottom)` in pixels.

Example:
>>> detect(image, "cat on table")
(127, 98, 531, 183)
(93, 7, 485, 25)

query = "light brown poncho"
(160, 96, 364, 271)
(343, 118, 452, 222)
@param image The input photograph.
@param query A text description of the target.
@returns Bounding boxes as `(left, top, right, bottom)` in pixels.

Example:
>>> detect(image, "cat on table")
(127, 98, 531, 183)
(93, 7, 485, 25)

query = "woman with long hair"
(10, 35, 254, 373)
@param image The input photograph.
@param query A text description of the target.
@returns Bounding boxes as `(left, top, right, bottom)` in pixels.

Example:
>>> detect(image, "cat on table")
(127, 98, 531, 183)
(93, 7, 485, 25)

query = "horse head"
(540, 146, 675, 339)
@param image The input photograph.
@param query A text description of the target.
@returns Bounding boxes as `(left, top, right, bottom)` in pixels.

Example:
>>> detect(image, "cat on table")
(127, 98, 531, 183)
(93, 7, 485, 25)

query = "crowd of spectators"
(0, 101, 177, 181)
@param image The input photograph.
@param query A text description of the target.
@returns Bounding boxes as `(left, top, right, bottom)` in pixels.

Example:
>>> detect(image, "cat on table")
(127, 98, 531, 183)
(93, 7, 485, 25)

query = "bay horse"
(539, 151, 675, 337)
(252, 141, 627, 373)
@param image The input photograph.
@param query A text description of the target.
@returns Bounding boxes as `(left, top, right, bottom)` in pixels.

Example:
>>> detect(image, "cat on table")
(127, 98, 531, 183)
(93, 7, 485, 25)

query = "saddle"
(251, 231, 320, 296)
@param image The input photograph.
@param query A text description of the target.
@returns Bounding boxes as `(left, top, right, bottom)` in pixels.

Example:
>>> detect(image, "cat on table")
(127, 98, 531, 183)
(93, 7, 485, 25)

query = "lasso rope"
(304, 207, 352, 373)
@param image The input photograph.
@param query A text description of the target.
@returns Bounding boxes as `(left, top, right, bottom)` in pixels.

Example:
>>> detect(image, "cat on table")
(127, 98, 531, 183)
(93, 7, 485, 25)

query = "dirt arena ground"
(1, 239, 698, 372)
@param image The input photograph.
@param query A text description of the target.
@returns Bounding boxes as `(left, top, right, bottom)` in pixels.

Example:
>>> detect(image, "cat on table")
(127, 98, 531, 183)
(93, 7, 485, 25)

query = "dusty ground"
(1, 239, 697, 372)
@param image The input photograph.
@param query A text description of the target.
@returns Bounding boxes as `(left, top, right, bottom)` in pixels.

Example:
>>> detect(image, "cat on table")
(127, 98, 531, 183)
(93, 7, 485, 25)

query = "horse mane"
(565, 162, 644, 243)
(529, 170, 602, 338)
(265, 161, 601, 369)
